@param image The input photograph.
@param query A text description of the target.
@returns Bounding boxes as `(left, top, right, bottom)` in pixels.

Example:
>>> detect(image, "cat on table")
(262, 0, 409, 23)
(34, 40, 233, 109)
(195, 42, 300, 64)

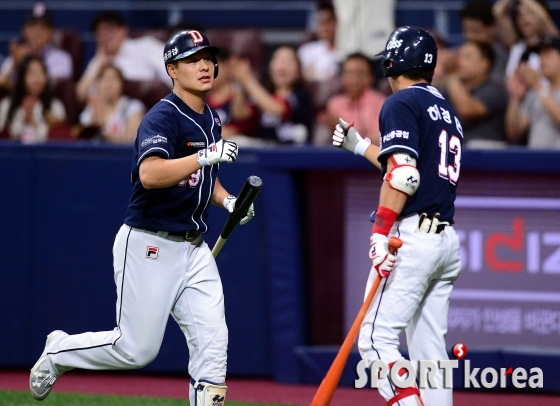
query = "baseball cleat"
(30, 330, 67, 400)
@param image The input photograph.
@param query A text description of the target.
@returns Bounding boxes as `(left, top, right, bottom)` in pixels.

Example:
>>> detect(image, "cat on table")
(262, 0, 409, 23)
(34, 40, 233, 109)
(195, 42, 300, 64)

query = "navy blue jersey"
(378, 83, 463, 223)
(125, 92, 222, 234)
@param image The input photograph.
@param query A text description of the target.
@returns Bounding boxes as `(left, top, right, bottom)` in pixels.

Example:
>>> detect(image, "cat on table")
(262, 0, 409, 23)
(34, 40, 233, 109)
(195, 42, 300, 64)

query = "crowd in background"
(0, 0, 559, 149)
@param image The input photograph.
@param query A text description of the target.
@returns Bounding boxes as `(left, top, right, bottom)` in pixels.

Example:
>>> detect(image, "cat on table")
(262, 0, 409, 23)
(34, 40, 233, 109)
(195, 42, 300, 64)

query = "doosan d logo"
(355, 343, 544, 390)
(386, 38, 403, 50)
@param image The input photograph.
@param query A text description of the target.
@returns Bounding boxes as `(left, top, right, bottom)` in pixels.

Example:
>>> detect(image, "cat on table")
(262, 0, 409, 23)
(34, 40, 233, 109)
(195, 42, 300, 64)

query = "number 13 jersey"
(378, 83, 463, 224)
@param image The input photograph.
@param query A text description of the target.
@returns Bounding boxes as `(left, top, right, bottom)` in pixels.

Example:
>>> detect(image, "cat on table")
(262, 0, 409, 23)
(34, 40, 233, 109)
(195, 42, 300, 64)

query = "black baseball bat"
(212, 175, 263, 257)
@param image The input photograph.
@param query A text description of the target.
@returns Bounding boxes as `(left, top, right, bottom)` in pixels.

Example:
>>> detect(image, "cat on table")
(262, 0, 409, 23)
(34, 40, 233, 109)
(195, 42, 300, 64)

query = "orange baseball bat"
(310, 236, 403, 406)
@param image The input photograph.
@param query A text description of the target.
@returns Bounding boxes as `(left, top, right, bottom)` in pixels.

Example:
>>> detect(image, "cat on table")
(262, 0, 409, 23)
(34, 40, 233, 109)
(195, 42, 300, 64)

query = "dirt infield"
(3, 370, 560, 405)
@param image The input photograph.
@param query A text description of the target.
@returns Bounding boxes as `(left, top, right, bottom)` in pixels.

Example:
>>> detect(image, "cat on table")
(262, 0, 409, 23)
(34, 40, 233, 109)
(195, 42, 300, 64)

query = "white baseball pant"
(44, 225, 228, 405)
(359, 214, 461, 406)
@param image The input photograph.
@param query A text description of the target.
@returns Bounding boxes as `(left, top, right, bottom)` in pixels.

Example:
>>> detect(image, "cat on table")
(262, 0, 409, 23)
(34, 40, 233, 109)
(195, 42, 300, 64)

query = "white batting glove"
(197, 139, 238, 167)
(223, 195, 255, 225)
(332, 118, 371, 156)
(369, 233, 396, 278)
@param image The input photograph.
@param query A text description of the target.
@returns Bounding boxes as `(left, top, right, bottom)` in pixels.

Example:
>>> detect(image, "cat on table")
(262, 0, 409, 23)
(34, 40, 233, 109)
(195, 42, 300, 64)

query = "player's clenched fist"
(333, 118, 371, 156)
(223, 195, 255, 225)
(369, 234, 396, 278)
(197, 139, 238, 167)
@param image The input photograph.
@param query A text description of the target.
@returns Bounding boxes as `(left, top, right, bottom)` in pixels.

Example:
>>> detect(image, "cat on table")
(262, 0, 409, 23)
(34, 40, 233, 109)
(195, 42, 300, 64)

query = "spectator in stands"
(0, 3, 72, 89)
(442, 41, 509, 148)
(76, 11, 170, 104)
(321, 53, 385, 145)
(206, 50, 259, 144)
(461, 0, 508, 81)
(431, 32, 456, 91)
(233, 46, 313, 145)
(505, 36, 560, 148)
(298, 2, 339, 81)
(494, 0, 558, 76)
(0, 55, 67, 143)
(78, 65, 144, 143)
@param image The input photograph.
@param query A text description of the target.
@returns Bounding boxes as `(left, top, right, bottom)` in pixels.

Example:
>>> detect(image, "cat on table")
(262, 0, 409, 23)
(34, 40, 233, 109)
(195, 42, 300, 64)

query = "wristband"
(372, 206, 399, 236)
(223, 195, 235, 209)
(354, 138, 371, 156)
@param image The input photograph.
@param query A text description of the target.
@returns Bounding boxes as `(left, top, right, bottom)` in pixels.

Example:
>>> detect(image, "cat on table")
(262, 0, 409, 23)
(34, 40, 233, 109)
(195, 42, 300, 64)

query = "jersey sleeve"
(136, 109, 177, 164)
(378, 93, 420, 163)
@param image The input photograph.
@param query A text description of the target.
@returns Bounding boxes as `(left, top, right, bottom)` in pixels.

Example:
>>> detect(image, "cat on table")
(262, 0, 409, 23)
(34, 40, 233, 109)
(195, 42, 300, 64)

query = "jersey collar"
(169, 91, 207, 117)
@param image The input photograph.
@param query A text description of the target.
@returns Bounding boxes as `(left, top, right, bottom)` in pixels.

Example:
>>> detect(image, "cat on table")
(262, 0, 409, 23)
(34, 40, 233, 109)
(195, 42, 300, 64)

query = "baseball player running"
(29, 30, 253, 406)
(333, 27, 462, 405)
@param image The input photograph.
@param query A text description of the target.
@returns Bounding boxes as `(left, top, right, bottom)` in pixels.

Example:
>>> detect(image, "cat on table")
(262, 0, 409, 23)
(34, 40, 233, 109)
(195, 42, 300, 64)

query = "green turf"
(0, 390, 288, 406)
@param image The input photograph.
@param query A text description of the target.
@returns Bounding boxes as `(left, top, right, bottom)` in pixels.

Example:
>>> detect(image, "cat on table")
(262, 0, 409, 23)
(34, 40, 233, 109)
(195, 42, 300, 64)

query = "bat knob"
(248, 175, 263, 188)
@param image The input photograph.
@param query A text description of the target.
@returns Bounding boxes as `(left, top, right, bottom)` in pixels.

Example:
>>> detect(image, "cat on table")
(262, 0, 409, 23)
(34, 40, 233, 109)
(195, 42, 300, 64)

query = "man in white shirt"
(0, 10, 73, 88)
(297, 3, 339, 81)
(76, 11, 171, 104)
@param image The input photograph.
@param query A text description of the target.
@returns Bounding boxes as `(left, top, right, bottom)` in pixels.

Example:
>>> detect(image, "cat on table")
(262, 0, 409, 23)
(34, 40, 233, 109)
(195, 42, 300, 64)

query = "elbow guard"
(383, 153, 420, 196)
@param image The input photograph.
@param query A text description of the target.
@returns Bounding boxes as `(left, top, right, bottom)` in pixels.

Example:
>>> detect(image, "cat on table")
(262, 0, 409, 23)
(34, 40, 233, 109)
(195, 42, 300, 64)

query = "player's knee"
(114, 342, 160, 368)
(133, 348, 159, 368)
(132, 342, 161, 367)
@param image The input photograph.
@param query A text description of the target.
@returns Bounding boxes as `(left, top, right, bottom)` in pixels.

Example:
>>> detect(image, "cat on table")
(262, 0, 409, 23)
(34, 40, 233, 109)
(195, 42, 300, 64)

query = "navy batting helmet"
(375, 26, 437, 78)
(164, 30, 220, 78)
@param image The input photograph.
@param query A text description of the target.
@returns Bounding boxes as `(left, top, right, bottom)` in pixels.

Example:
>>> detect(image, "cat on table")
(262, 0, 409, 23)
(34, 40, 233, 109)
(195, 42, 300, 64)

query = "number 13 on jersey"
(438, 130, 461, 184)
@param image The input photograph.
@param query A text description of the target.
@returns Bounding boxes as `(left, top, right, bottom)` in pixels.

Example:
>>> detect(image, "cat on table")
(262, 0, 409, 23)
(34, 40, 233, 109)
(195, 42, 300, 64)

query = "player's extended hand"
(332, 118, 371, 156)
(369, 234, 396, 278)
(223, 195, 255, 225)
(197, 139, 238, 167)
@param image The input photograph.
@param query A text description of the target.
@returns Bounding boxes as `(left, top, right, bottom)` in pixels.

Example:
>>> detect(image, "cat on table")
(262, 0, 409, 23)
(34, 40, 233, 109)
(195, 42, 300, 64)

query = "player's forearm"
(378, 181, 408, 215)
(139, 155, 202, 189)
(371, 181, 408, 237)
(211, 177, 230, 207)
(363, 144, 382, 170)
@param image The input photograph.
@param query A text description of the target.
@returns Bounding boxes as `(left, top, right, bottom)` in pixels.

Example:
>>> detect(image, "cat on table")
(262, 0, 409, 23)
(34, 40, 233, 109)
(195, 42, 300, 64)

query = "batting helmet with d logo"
(163, 30, 220, 78)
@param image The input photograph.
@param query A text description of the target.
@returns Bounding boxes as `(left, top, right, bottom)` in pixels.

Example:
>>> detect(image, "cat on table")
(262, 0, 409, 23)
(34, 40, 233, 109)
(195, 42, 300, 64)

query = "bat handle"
(389, 236, 402, 254)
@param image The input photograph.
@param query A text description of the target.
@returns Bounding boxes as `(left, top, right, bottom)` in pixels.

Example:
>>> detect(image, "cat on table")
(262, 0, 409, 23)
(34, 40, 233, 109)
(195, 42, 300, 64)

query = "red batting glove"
(369, 233, 396, 278)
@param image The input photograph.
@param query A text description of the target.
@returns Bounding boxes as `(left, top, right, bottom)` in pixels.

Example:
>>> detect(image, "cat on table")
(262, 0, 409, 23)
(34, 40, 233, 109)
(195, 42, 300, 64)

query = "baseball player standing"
(29, 30, 253, 406)
(333, 27, 462, 405)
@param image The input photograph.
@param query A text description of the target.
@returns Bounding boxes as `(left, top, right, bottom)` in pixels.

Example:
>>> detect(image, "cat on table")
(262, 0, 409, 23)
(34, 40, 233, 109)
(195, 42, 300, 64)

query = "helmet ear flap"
(380, 57, 392, 76)
(213, 56, 219, 78)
